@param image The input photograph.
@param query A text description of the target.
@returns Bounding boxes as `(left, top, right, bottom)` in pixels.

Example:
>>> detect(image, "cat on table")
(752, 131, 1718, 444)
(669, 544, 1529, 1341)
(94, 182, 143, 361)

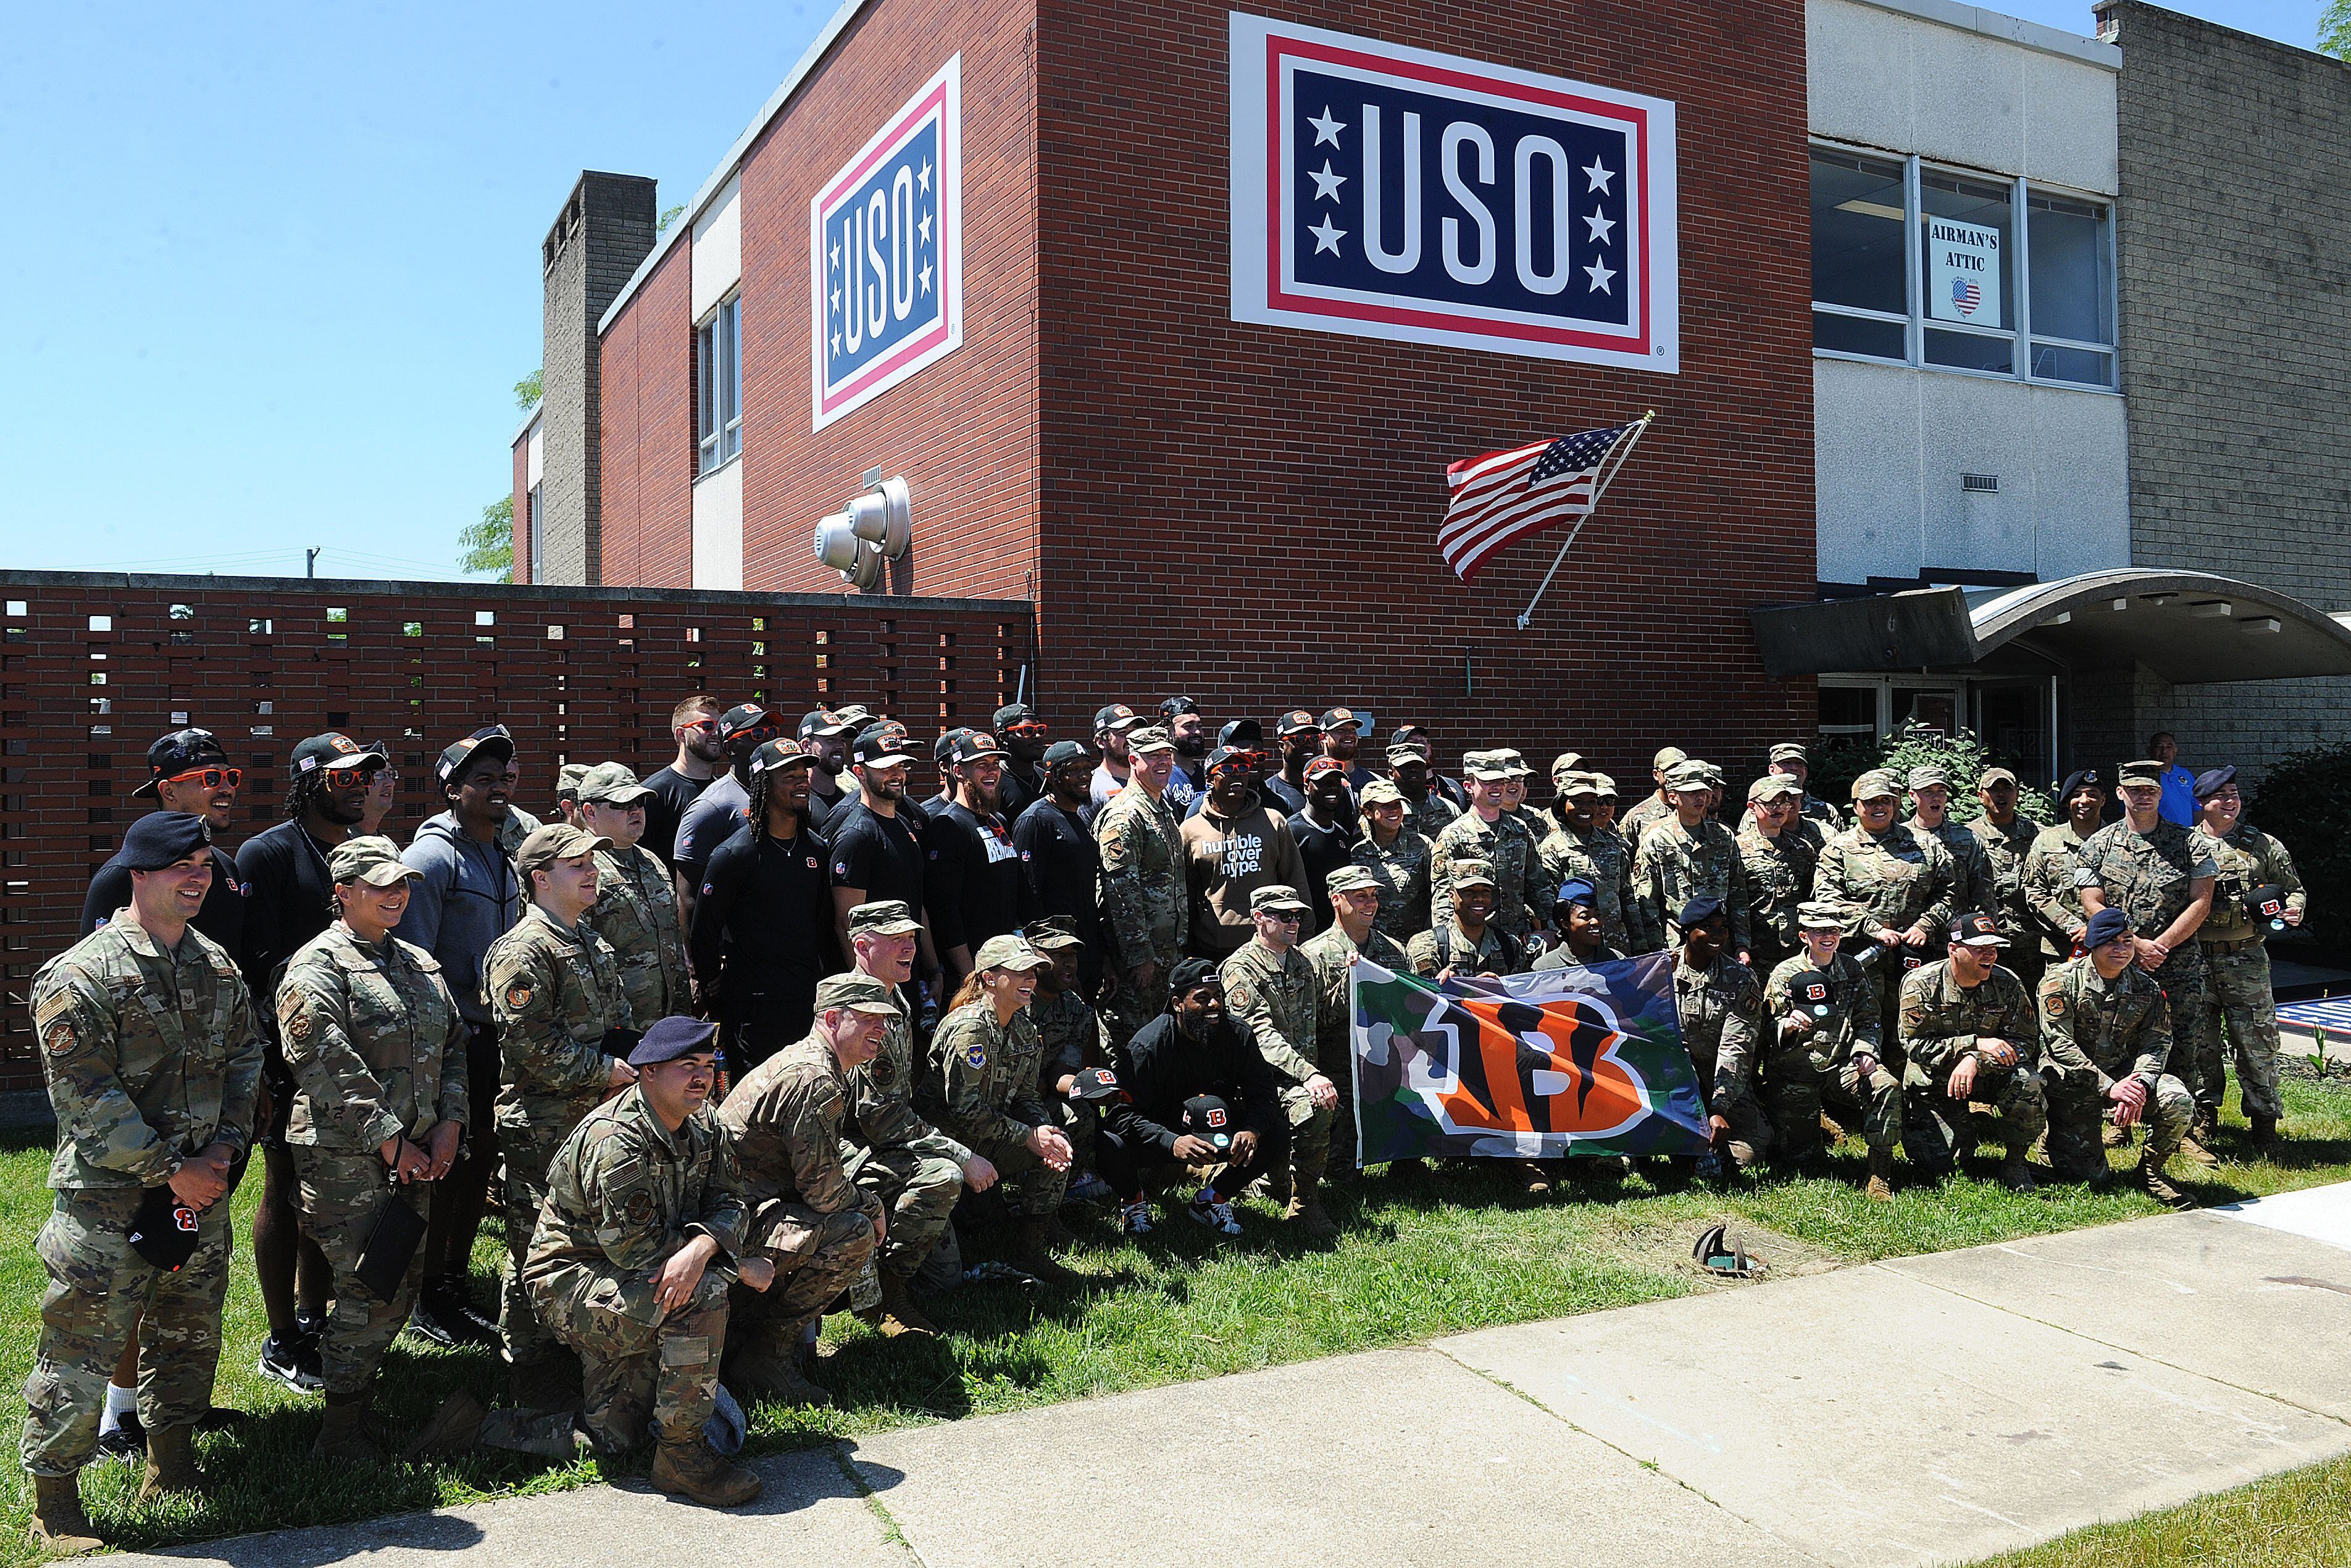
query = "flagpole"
(1514, 411, 1655, 632)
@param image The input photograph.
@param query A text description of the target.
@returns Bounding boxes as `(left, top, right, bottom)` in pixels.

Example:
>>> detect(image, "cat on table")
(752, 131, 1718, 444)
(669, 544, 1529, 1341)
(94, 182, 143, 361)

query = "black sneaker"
(95, 1411, 145, 1462)
(409, 1278, 499, 1349)
(257, 1333, 325, 1393)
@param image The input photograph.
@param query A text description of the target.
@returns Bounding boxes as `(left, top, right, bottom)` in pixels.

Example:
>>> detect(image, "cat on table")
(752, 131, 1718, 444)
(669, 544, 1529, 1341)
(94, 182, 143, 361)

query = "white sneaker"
(1122, 1198, 1154, 1235)
(1187, 1188, 1243, 1236)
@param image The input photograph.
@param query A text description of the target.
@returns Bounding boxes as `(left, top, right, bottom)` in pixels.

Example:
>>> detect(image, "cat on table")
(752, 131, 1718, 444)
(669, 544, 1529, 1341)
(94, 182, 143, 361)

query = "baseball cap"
(1358, 778, 1404, 807)
(1126, 726, 1176, 755)
(972, 933, 1051, 972)
(1906, 765, 1950, 792)
(432, 730, 508, 786)
(628, 1015, 720, 1066)
(2118, 759, 2166, 788)
(1785, 969, 1836, 1019)
(515, 822, 610, 874)
(1948, 912, 2008, 947)
(327, 835, 422, 887)
(946, 731, 1008, 766)
(1851, 769, 1902, 801)
(1450, 857, 1497, 890)
(1022, 915, 1085, 950)
(1180, 1093, 1234, 1152)
(1324, 864, 1380, 895)
(854, 726, 918, 769)
(1318, 706, 1363, 732)
(1653, 746, 1688, 770)
(1386, 737, 1432, 763)
(1068, 1066, 1128, 1104)
(1217, 718, 1266, 750)
(2193, 765, 2237, 800)
(719, 704, 775, 743)
(846, 899, 924, 936)
(133, 728, 233, 799)
(814, 972, 902, 1018)
(1249, 884, 1311, 915)
(749, 738, 816, 776)
(995, 703, 1040, 732)
(829, 704, 875, 732)
(1160, 696, 1202, 718)
(1679, 894, 1727, 929)
(1977, 766, 2019, 790)
(1276, 709, 1320, 738)
(1768, 743, 1808, 765)
(1168, 956, 1222, 996)
(932, 727, 972, 765)
(2083, 907, 2133, 948)
(1042, 740, 1092, 767)
(1302, 756, 1345, 782)
(1587, 772, 1619, 798)
(579, 761, 656, 806)
(1796, 900, 1844, 932)
(120, 812, 212, 871)
(1205, 746, 1255, 777)
(799, 708, 854, 741)
(1094, 704, 1142, 733)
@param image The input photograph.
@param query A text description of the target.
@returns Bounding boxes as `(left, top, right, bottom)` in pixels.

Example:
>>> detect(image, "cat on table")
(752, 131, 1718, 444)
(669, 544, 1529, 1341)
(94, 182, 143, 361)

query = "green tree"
(1806, 723, 2055, 827)
(461, 494, 515, 580)
(513, 370, 542, 410)
(659, 203, 686, 234)
(2323, 0, 2350, 59)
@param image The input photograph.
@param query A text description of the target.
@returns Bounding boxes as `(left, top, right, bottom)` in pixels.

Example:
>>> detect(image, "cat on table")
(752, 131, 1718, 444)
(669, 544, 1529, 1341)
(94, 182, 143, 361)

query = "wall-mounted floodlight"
(812, 474, 911, 589)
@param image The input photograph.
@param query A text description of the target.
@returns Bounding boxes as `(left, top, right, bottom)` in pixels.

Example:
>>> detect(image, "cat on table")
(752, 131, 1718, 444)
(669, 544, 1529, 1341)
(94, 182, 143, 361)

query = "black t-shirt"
(238, 819, 344, 1003)
(1262, 774, 1307, 818)
(998, 762, 1045, 825)
(925, 800, 1033, 957)
(1013, 796, 1101, 936)
(690, 821, 835, 1021)
(1287, 809, 1362, 936)
(827, 801, 928, 915)
(83, 833, 247, 954)
(640, 765, 716, 870)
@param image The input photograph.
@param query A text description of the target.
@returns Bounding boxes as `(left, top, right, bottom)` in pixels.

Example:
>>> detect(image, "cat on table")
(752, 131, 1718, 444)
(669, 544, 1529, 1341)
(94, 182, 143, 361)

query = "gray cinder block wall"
(539, 172, 659, 585)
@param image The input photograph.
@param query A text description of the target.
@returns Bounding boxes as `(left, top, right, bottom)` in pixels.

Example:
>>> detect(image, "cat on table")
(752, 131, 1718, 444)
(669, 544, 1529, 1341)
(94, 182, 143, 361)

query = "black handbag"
(127, 1183, 203, 1271)
(354, 1176, 429, 1301)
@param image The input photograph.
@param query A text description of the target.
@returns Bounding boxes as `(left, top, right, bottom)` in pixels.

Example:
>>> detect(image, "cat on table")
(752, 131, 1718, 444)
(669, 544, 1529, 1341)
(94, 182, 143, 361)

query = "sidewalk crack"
(830, 1442, 929, 1565)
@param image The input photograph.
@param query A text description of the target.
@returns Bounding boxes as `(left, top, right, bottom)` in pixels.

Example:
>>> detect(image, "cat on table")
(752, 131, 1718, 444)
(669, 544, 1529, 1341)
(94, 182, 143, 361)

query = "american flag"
(1439, 423, 1640, 583)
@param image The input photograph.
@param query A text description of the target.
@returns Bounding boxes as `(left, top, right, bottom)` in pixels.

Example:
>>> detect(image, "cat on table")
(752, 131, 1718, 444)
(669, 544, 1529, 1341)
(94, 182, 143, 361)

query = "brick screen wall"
(599, 242, 696, 589)
(0, 572, 1032, 1095)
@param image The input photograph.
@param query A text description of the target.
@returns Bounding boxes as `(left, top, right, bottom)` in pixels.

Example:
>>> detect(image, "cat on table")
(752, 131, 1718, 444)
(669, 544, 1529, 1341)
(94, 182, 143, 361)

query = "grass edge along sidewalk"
(7, 1069, 2351, 1564)
(1965, 1451, 2351, 1568)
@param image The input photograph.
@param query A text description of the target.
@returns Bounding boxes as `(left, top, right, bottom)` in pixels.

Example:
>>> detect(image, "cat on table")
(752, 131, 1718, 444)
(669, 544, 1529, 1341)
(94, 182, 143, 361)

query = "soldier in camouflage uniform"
(1024, 917, 1105, 1191)
(921, 935, 1077, 1283)
(577, 763, 691, 1025)
(2076, 761, 2220, 1148)
(1095, 727, 1187, 1051)
(1634, 761, 1753, 960)
(1968, 767, 2043, 993)
(525, 1017, 765, 1508)
(1897, 915, 2047, 1188)
(23, 815, 262, 1550)
(1351, 780, 1433, 941)
(2193, 767, 2302, 1148)
(1736, 775, 1814, 977)
(1387, 738, 1460, 841)
(1618, 746, 1685, 847)
(1903, 766, 1992, 922)
(2038, 908, 2197, 1206)
(1668, 897, 1771, 1172)
(1406, 861, 1519, 978)
(277, 836, 470, 1461)
(1816, 769, 1960, 1051)
(718, 974, 890, 1403)
(1432, 753, 1545, 953)
(1767, 743, 1842, 833)
(838, 901, 977, 1336)
(1764, 903, 1897, 1196)
(1302, 866, 1408, 1183)
(1220, 885, 1337, 1236)
(483, 822, 638, 1399)
(1538, 774, 1648, 953)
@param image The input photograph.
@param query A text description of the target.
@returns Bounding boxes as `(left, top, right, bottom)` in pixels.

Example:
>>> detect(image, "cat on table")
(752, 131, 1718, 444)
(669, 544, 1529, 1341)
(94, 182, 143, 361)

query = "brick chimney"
(537, 172, 658, 585)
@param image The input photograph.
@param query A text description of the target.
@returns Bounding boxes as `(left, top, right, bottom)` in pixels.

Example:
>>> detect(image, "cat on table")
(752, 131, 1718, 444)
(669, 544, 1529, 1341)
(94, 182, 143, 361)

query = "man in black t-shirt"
(995, 702, 1051, 821)
(924, 730, 1035, 985)
(1014, 740, 1108, 988)
(797, 706, 861, 830)
(1288, 757, 1363, 936)
(829, 724, 941, 998)
(672, 703, 778, 928)
(691, 739, 835, 1074)
(639, 693, 725, 868)
(83, 729, 249, 951)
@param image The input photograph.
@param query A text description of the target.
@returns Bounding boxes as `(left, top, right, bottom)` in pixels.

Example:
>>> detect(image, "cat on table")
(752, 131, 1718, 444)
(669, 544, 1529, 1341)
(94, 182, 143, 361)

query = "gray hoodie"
(396, 811, 523, 1024)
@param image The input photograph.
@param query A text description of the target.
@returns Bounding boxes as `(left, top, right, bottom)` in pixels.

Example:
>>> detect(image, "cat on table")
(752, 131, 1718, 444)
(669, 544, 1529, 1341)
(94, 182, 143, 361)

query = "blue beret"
(2083, 907, 2133, 948)
(1679, 894, 1726, 931)
(2192, 765, 2237, 801)
(121, 812, 213, 872)
(628, 1015, 719, 1067)
(1555, 878, 1597, 909)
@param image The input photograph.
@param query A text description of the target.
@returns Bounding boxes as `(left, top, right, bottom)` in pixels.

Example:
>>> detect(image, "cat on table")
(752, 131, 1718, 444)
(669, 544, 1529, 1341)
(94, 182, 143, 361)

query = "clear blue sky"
(0, 1, 2328, 583)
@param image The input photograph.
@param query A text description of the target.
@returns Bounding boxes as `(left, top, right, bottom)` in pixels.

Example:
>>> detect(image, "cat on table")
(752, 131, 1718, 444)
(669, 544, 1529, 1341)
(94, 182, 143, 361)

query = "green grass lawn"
(1966, 1453, 2351, 1567)
(8, 1069, 2351, 1563)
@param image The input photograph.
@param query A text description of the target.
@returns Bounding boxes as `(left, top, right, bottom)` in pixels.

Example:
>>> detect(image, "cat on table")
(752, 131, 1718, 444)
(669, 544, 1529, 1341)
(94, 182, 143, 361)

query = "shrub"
(2246, 742, 2349, 959)
(1804, 723, 2052, 826)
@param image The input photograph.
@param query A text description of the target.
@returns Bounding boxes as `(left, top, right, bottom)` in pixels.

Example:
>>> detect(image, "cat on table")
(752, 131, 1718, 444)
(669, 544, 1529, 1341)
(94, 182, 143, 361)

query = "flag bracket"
(1513, 411, 1655, 632)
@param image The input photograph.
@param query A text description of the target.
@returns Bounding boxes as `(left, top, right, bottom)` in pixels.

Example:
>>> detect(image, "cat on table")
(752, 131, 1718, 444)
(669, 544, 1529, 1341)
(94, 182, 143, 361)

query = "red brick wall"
(1030, 0, 1818, 788)
(600, 242, 696, 589)
(511, 436, 532, 584)
(0, 574, 1030, 1093)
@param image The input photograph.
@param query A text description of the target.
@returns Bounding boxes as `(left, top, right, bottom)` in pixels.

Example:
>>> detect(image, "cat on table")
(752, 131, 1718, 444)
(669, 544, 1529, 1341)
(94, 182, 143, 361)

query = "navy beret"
(2083, 907, 2133, 949)
(1555, 878, 1597, 909)
(2192, 765, 2237, 801)
(121, 812, 213, 872)
(628, 1015, 719, 1067)
(1679, 894, 1726, 931)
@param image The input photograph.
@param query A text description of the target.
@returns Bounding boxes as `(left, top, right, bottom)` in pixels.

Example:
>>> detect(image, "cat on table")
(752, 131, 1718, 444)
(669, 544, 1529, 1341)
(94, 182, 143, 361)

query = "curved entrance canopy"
(1750, 569, 2351, 683)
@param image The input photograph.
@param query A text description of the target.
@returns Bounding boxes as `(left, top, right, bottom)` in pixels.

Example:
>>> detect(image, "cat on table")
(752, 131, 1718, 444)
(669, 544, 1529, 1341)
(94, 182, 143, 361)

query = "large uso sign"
(810, 56, 963, 431)
(1229, 15, 1677, 373)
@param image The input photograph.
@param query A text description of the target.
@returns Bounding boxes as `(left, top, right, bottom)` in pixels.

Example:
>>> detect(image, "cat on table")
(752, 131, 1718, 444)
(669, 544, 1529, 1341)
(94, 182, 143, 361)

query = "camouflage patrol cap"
(1550, 751, 1585, 781)
(1358, 778, 1405, 807)
(516, 822, 612, 873)
(1324, 864, 1380, 896)
(1560, 771, 1601, 798)
(1587, 772, 1619, 797)
(973, 933, 1051, 972)
(2118, 759, 2165, 788)
(1249, 883, 1311, 914)
(1449, 858, 1498, 890)
(847, 899, 923, 936)
(1125, 725, 1176, 754)
(1022, 915, 1086, 950)
(1464, 751, 1513, 782)
(1768, 743, 1808, 765)
(1700, 763, 1726, 788)
(328, 834, 422, 887)
(1664, 761, 1713, 791)
(1747, 775, 1802, 803)
(1493, 749, 1532, 777)
(554, 762, 590, 803)
(1653, 746, 1687, 771)
(1977, 765, 2019, 790)
(1795, 899, 1844, 932)
(1906, 764, 1950, 792)
(1386, 736, 1432, 763)
(578, 761, 656, 806)
(814, 972, 901, 1018)
(1851, 769, 1903, 801)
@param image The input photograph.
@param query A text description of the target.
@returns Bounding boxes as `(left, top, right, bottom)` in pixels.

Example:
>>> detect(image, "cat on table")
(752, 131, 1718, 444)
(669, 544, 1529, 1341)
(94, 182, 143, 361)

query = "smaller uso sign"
(1229, 14, 1677, 373)
(810, 57, 964, 431)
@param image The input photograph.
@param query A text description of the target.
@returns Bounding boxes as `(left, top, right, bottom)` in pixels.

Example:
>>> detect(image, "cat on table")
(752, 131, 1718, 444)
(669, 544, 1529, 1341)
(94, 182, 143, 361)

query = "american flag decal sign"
(1229, 13, 1678, 373)
(810, 57, 963, 432)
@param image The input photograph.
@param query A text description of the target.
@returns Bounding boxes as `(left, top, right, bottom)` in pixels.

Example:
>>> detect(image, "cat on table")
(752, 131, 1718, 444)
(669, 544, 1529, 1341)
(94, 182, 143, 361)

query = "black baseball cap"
(133, 728, 233, 799)
(946, 730, 1008, 766)
(854, 726, 917, 769)
(1181, 1093, 1234, 1151)
(1217, 717, 1264, 750)
(720, 704, 775, 743)
(934, 727, 974, 765)
(1159, 696, 1201, 718)
(1949, 912, 2008, 947)
(995, 703, 1040, 731)
(1317, 706, 1363, 732)
(1042, 740, 1091, 768)
(1785, 969, 1835, 1019)
(799, 708, 854, 741)
(1069, 1067, 1128, 1104)
(1094, 703, 1142, 733)
(433, 729, 508, 786)
(1276, 709, 1319, 738)
(1205, 746, 1255, 776)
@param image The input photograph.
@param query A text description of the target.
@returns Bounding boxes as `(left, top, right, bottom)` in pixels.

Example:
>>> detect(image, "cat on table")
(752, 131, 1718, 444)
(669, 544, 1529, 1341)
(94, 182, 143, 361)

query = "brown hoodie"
(1179, 791, 1308, 959)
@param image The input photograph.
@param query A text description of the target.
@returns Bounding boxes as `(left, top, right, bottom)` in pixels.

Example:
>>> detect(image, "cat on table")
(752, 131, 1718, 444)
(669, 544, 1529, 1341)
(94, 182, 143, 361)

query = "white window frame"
(696, 292, 743, 475)
(1809, 141, 2118, 393)
(526, 483, 543, 582)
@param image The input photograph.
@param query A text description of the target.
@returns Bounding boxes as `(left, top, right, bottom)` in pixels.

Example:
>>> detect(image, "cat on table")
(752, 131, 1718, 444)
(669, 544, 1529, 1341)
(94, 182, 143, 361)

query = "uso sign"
(809, 56, 964, 431)
(1229, 15, 1677, 373)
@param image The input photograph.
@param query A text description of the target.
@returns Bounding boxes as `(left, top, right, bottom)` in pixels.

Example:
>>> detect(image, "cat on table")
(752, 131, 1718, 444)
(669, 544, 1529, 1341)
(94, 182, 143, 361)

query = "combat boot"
(28, 1473, 102, 1556)
(2137, 1151, 2195, 1211)
(1284, 1177, 1339, 1241)
(2249, 1116, 2281, 1154)
(2190, 1106, 2220, 1148)
(1015, 1219, 1081, 1287)
(727, 1333, 834, 1408)
(1817, 1112, 1847, 1145)
(1038, 1207, 1078, 1249)
(401, 1388, 488, 1461)
(871, 1270, 940, 1338)
(2101, 1119, 2131, 1149)
(1865, 1147, 1895, 1203)
(1998, 1149, 2037, 1194)
(311, 1391, 384, 1464)
(1515, 1159, 1551, 1196)
(138, 1422, 211, 1501)
(2176, 1128, 2221, 1169)
(649, 1434, 763, 1509)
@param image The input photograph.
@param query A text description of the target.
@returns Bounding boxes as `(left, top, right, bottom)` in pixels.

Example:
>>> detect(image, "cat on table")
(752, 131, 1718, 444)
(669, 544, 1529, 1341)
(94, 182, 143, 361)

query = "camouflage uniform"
(2074, 819, 2219, 1113)
(2036, 956, 2190, 1180)
(2195, 822, 2303, 1124)
(1351, 828, 1432, 943)
(841, 974, 971, 1279)
(1539, 824, 1648, 953)
(1764, 953, 1895, 1159)
(1913, 817, 1993, 927)
(1618, 791, 1674, 847)
(587, 842, 691, 1027)
(1096, 785, 1186, 1048)
(719, 1035, 883, 1343)
(1030, 986, 1102, 1171)
(1401, 789, 1459, 841)
(2021, 821, 2094, 963)
(1301, 920, 1407, 1174)
(1735, 824, 1814, 977)
(1816, 823, 1958, 1049)
(278, 923, 469, 1396)
(23, 915, 263, 1477)
(1897, 961, 2047, 1175)
(1635, 818, 1753, 957)
(1432, 811, 1542, 944)
(1797, 793, 1844, 833)
(484, 903, 633, 1372)
(1672, 952, 1773, 1158)
(1405, 918, 1516, 978)
(524, 1085, 746, 1454)
(1221, 938, 1331, 1189)
(920, 1001, 1068, 1217)
(1969, 815, 2042, 986)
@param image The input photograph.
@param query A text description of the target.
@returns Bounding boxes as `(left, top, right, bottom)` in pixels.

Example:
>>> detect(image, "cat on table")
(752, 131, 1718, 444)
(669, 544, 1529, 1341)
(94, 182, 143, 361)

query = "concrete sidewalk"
(127, 1185, 2351, 1568)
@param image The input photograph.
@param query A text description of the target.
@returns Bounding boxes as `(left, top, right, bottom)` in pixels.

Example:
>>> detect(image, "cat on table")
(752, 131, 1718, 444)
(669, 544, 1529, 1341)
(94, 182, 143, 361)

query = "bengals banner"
(1351, 956, 1711, 1162)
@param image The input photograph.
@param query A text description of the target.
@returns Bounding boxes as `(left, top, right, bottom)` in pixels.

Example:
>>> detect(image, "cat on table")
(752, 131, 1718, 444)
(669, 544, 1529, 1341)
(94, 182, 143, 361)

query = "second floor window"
(696, 293, 742, 473)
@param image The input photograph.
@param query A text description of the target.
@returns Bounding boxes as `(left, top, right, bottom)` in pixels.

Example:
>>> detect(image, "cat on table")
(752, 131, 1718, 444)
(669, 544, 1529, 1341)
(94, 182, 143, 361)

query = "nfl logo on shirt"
(1228, 14, 1678, 373)
(811, 56, 964, 430)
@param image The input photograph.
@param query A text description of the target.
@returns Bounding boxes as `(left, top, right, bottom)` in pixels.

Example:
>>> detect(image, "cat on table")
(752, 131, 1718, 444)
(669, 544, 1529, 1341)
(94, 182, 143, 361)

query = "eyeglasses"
(1265, 911, 1303, 924)
(1003, 721, 1050, 738)
(680, 719, 723, 736)
(322, 762, 383, 786)
(730, 724, 782, 745)
(162, 766, 243, 790)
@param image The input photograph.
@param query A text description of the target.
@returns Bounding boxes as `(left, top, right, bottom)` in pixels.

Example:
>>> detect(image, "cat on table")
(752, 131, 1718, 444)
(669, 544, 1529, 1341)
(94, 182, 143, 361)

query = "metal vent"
(1961, 473, 2000, 493)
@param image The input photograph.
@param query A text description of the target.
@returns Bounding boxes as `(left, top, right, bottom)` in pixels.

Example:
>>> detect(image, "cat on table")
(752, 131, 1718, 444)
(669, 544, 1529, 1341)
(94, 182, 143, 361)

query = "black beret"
(1678, 894, 1726, 932)
(121, 812, 212, 872)
(628, 1015, 719, 1067)
(2057, 769, 2105, 803)
(2192, 765, 2237, 801)
(2083, 907, 2133, 948)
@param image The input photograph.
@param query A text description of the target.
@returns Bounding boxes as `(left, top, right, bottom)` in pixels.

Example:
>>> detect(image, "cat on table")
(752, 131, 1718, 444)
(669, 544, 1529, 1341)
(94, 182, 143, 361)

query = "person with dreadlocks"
(690, 739, 837, 1079)
(236, 733, 383, 1391)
